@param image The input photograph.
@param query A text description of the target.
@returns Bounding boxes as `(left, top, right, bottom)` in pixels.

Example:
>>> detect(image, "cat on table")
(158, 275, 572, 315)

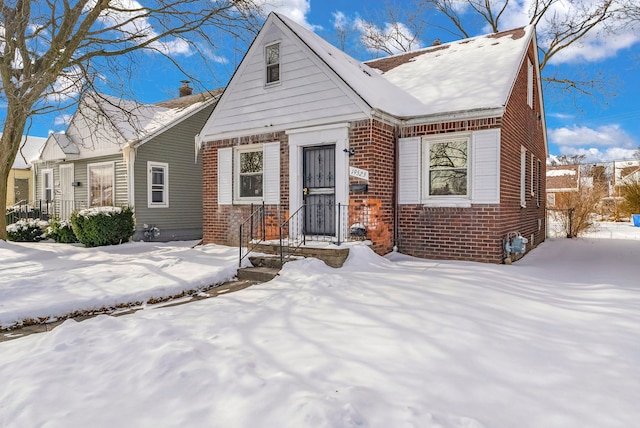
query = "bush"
(71, 206, 135, 247)
(6, 219, 48, 242)
(620, 181, 640, 217)
(46, 218, 78, 243)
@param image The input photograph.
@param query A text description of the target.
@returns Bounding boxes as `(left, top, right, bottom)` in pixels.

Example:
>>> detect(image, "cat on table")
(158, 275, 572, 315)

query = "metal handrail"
(238, 203, 266, 267)
(279, 204, 306, 267)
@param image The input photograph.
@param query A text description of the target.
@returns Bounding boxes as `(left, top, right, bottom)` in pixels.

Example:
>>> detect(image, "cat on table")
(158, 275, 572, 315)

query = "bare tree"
(0, 0, 261, 240)
(355, 1, 427, 56)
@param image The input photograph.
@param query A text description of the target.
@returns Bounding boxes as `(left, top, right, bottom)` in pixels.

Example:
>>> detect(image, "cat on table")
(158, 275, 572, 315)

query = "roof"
(546, 165, 580, 191)
(8, 134, 47, 169)
(276, 13, 534, 118)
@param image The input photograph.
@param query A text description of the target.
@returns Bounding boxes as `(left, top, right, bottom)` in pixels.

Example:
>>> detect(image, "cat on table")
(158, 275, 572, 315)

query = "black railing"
(5, 200, 86, 225)
(238, 203, 266, 267)
(279, 204, 306, 266)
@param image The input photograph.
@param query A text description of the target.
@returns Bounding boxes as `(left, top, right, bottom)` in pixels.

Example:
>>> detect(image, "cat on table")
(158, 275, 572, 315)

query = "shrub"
(46, 218, 78, 243)
(620, 181, 640, 217)
(71, 206, 135, 247)
(6, 219, 48, 242)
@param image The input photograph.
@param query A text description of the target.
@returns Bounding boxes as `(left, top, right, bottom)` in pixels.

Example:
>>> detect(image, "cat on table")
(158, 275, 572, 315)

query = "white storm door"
(59, 164, 75, 220)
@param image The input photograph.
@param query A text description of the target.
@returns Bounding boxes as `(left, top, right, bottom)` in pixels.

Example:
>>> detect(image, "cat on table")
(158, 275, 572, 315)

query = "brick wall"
(393, 40, 547, 263)
(348, 119, 396, 254)
(202, 132, 289, 246)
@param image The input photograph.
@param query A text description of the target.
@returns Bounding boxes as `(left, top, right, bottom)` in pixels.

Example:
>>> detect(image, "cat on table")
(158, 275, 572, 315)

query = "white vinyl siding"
(399, 130, 500, 206)
(199, 23, 368, 141)
(147, 161, 169, 208)
(218, 148, 233, 205)
(398, 137, 421, 204)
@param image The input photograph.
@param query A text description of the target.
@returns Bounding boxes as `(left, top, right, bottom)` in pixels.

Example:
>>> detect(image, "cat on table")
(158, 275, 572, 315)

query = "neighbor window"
(423, 136, 469, 198)
(265, 42, 280, 84)
(148, 162, 168, 208)
(88, 162, 114, 207)
(42, 169, 53, 202)
(236, 146, 263, 200)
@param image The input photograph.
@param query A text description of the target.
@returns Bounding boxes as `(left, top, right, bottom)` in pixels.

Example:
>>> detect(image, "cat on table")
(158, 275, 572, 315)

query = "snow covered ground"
(1, 223, 639, 427)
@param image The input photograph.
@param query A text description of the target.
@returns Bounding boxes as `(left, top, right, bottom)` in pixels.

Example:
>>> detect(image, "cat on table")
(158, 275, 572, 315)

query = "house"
(197, 13, 548, 263)
(32, 84, 220, 241)
(5, 134, 47, 207)
(614, 160, 640, 187)
(546, 164, 581, 208)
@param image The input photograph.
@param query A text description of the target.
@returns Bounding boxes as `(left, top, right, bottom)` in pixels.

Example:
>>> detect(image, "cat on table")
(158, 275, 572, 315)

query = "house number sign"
(349, 166, 369, 181)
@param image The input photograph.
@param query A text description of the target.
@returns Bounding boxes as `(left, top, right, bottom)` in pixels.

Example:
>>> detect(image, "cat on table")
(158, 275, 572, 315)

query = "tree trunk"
(0, 106, 30, 241)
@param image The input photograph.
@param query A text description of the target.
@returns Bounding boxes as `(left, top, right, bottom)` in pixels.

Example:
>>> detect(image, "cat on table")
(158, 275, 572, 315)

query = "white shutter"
(398, 137, 421, 204)
(218, 147, 232, 205)
(471, 129, 500, 204)
(263, 142, 280, 204)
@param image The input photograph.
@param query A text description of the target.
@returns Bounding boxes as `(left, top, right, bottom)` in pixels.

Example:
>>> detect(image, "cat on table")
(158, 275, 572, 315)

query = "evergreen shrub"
(71, 206, 134, 247)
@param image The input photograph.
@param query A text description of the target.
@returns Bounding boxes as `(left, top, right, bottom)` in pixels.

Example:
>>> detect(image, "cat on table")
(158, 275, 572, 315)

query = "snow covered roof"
(275, 13, 534, 118)
(7, 134, 47, 169)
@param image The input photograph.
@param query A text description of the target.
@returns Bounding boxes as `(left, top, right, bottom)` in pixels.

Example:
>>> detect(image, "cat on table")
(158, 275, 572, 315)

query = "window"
(42, 169, 53, 202)
(537, 159, 542, 207)
(147, 162, 168, 208)
(88, 162, 114, 207)
(236, 146, 263, 200)
(265, 42, 280, 84)
(527, 57, 534, 108)
(520, 146, 527, 208)
(531, 154, 535, 197)
(423, 136, 469, 198)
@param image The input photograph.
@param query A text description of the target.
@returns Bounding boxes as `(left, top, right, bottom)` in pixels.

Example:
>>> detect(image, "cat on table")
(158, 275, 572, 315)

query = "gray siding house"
(33, 87, 220, 241)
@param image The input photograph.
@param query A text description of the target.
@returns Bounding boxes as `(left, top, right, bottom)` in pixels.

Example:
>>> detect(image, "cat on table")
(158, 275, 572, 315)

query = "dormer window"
(265, 42, 280, 84)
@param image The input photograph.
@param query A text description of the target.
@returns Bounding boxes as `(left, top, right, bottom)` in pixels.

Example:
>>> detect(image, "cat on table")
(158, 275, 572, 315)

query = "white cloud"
(255, 0, 318, 30)
(54, 114, 73, 126)
(550, 124, 636, 148)
(549, 112, 576, 120)
(550, 123, 638, 162)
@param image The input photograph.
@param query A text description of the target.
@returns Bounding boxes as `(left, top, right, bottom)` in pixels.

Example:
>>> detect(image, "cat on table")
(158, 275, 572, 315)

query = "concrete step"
(249, 255, 283, 269)
(237, 266, 280, 283)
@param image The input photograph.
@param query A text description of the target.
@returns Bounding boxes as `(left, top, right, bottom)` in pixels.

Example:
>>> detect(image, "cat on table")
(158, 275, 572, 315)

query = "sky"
(5, 0, 640, 163)
(1, 223, 640, 426)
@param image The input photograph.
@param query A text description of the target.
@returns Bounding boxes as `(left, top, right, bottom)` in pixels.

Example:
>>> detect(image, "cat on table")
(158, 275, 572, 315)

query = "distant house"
(197, 13, 548, 263)
(614, 160, 640, 187)
(546, 165, 580, 208)
(5, 134, 47, 206)
(32, 85, 220, 241)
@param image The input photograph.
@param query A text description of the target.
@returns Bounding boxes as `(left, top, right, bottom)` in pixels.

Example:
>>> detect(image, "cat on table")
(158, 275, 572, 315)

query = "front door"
(303, 145, 335, 235)
(59, 164, 74, 220)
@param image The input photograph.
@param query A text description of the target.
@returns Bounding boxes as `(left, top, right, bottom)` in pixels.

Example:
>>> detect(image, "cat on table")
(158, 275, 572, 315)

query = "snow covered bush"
(620, 181, 640, 217)
(71, 206, 135, 247)
(6, 219, 48, 242)
(47, 218, 78, 244)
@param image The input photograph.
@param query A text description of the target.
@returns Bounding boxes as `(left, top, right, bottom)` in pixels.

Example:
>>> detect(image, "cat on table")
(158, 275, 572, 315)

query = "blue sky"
(13, 0, 640, 163)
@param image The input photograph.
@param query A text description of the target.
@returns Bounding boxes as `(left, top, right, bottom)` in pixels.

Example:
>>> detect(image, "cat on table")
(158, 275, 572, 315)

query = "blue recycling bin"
(633, 214, 640, 227)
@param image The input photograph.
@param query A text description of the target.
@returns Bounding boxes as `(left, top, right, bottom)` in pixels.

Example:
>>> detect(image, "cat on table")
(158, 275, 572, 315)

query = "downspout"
(393, 123, 400, 251)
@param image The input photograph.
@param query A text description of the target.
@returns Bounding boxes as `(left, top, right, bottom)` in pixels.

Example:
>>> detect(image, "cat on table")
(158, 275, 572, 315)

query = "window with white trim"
(148, 161, 168, 208)
(42, 169, 53, 202)
(520, 146, 527, 207)
(537, 159, 542, 207)
(235, 146, 263, 201)
(422, 134, 470, 199)
(265, 42, 280, 85)
(88, 162, 114, 207)
(531, 154, 535, 197)
(527, 57, 534, 108)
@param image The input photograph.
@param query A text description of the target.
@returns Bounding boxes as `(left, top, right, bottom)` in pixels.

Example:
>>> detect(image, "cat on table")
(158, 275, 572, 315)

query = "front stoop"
(250, 244, 350, 268)
(237, 266, 280, 283)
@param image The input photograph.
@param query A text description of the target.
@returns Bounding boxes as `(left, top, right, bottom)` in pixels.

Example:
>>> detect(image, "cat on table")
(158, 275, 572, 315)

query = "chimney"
(179, 80, 193, 97)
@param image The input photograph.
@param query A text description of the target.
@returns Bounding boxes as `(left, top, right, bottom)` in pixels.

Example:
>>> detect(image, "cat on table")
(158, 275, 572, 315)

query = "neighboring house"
(5, 134, 47, 206)
(614, 160, 640, 187)
(33, 85, 220, 241)
(546, 165, 580, 208)
(198, 13, 548, 263)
